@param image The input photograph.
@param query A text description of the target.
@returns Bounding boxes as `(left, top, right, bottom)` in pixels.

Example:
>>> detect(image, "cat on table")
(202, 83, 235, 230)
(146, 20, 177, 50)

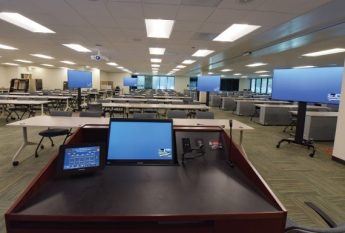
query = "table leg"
(41, 104, 44, 115)
(239, 130, 243, 145)
(12, 127, 36, 166)
(65, 98, 70, 111)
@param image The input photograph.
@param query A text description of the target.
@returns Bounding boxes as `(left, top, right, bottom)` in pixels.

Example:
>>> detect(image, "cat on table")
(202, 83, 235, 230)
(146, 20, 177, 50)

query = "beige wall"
(332, 60, 345, 161)
(239, 78, 250, 91)
(175, 75, 189, 92)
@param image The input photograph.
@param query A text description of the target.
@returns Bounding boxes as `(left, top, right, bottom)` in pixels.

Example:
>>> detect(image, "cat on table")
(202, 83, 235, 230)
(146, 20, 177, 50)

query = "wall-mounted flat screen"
(197, 76, 221, 92)
(67, 70, 92, 89)
(123, 77, 137, 87)
(107, 119, 176, 165)
(220, 79, 239, 91)
(272, 67, 343, 104)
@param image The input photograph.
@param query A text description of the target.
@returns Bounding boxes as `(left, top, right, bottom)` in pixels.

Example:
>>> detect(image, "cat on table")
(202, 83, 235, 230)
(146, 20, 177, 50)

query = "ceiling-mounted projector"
(91, 50, 109, 61)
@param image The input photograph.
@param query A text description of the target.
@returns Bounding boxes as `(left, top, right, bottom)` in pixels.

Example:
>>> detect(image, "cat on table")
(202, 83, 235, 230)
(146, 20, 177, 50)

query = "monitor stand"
(77, 88, 82, 111)
(276, 102, 316, 157)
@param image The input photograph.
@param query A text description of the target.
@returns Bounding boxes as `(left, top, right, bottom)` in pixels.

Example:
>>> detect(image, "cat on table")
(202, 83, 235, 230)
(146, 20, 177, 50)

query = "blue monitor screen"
(67, 70, 92, 89)
(197, 76, 221, 92)
(123, 77, 137, 87)
(63, 146, 100, 170)
(107, 120, 174, 163)
(272, 67, 343, 104)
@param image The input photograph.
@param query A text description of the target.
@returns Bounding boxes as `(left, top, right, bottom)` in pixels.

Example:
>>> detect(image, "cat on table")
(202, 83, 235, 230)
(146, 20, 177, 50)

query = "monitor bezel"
(106, 118, 178, 166)
(56, 143, 106, 177)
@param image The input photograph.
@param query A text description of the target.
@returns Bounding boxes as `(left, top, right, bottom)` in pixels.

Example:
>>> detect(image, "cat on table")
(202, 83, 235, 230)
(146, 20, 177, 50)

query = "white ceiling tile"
(258, 0, 332, 14)
(206, 8, 249, 24)
(143, 3, 179, 19)
(143, 0, 182, 5)
(198, 22, 230, 33)
(218, 0, 267, 10)
(106, 2, 144, 20)
(176, 6, 215, 21)
(173, 21, 203, 32)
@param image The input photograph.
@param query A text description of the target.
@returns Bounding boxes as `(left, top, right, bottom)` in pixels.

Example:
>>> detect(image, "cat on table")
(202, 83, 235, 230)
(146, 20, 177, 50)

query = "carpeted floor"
(0, 109, 344, 232)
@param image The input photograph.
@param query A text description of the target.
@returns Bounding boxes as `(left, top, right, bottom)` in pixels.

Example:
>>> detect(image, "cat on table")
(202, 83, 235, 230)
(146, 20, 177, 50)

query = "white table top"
(235, 100, 290, 104)
(255, 104, 330, 110)
(102, 102, 210, 110)
(290, 111, 338, 117)
(118, 95, 188, 99)
(0, 94, 72, 100)
(7, 116, 252, 131)
(0, 100, 50, 105)
(107, 98, 184, 103)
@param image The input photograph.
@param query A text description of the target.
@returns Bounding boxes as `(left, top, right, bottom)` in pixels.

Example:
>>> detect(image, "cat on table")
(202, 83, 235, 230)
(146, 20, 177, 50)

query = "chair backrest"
(88, 103, 103, 111)
(133, 113, 156, 119)
(80, 111, 102, 117)
(195, 111, 214, 119)
(50, 111, 73, 117)
(97, 99, 111, 103)
(167, 110, 186, 119)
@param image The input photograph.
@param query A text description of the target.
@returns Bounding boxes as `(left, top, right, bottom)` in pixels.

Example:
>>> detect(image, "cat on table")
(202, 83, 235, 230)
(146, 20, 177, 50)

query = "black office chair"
(195, 111, 214, 119)
(167, 110, 187, 119)
(285, 202, 345, 233)
(80, 111, 102, 117)
(35, 111, 73, 157)
(133, 112, 156, 119)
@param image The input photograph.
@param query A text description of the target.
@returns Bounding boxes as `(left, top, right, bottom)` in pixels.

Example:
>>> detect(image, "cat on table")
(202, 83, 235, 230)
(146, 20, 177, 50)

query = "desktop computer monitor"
(107, 119, 177, 165)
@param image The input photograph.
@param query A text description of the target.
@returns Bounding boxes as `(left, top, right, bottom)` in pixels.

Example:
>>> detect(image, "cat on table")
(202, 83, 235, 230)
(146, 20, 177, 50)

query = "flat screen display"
(197, 76, 221, 92)
(272, 67, 343, 104)
(123, 77, 137, 87)
(63, 146, 100, 170)
(107, 119, 176, 165)
(67, 70, 92, 89)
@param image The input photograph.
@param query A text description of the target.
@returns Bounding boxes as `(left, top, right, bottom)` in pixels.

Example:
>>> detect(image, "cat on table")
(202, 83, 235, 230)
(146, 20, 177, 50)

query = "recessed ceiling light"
(30, 54, 54, 59)
(302, 48, 345, 57)
(172, 68, 180, 71)
(62, 43, 91, 53)
(213, 23, 260, 42)
(208, 72, 214, 75)
(0, 12, 55, 33)
(259, 74, 271, 77)
(150, 58, 162, 63)
(176, 65, 186, 68)
(233, 73, 242, 76)
(149, 47, 165, 55)
(107, 62, 118, 66)
(14, 59, 32, 63)
(60, 60, 75, 65)
(241, 76, 248, 78)
(246, 62, 267, 67)
(151, 64, 160, 68)
(2, 62, 18, 66)
(182, 59, 195, 64)
(41, 63, 54, 67)
(221, 69, 232, 72)
(152, 68, 159, 71)
(145, 19, 174, 38)
(255, 70, 269, 73)
(192, 49, 214, 57)
(118, 66, 124, 69)
(293, 65, 316, 69)
(0, 43, 18, 50)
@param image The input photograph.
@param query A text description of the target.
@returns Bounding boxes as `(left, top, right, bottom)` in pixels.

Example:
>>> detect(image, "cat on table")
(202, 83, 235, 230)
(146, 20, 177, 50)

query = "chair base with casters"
(35, 128, 71, 157)
(276, 137, 316, 157)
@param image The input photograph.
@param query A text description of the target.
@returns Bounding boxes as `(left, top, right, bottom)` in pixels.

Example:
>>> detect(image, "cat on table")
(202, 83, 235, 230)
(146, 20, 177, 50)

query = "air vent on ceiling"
(181, 0, 222, 7)
(192, 32, 218, 41)
(238, 0, 254, 4)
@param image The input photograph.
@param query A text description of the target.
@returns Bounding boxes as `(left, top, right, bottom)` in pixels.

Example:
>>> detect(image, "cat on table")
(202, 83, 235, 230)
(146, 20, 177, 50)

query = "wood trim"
(332, 155, 345, 165)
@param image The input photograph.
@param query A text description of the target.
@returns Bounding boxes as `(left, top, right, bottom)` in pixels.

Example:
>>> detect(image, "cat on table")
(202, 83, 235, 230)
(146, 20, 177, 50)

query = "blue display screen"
(123, 77, 137, 87)
(63, 146, 100, 170)
(67, 70, 92, 89)
(272, 67, 343, 104)
(197, 76, 221, 92)
(107, 121, 173, 161)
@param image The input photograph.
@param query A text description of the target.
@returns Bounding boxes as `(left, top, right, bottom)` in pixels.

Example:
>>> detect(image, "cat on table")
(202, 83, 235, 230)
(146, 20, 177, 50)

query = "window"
(250, 78, 272, 94)
(261, 79, 267, 94)
(267, 78, 272, 94)
(189, 77, 197, 90)
(137, 76, 145, 89)
(152, 76, 159, 89)
(255, 79, 261, 93)
(167, 76, 175, 90)
(159, 76, 168, 89)
(251, 79, 255, 92)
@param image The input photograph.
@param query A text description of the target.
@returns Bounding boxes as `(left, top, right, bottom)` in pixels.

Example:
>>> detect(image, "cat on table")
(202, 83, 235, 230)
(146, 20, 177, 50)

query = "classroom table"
(7, 116, 252, 166)
(0, 99, 50, 117)
(118, 94, 188, 99)
(107, 97, 186, 103)
(234, 100, 291, 116)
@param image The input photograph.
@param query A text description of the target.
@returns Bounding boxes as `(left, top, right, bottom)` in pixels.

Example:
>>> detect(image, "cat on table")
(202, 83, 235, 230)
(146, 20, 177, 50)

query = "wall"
(332, 60, 345, 162)
(0, 65, 101, 90)
(175, 75, 189, 92)
(239, 78, 250, 91)
(100, 71, 130, 93)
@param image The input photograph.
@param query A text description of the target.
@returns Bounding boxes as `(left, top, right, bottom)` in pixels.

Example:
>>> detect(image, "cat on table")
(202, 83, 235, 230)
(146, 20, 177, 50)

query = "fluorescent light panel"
(255, 70, 269, 73)
(0, 43, 18, 50)
(31, 54, 54, 59)
(0, 12, 55, 33)
(62, 43, 91, 53)
(208, 72, 214, 74)
(176, 65, 186, 68)
(182, 59, 195, 64)
(259, 74, 271, 77)
(2, 62, 18, 66)
(151, 64, 160, 68)
(221, 69, 232, 72)
(192, 49, 214, 57)
(246, 62, 267, 67)
(234, 73, 241, 75)
(41, 64, 54, 67)
(149, 47, 165, 55)
(60, 60, 75, 65)
(107, 62, 118, 66)
(150, 58, 162, 63)
(145, 19, 174, 39)
(213, 24, 261, 42)
(14, 59, 32, 63)
(302, 48, 345, 57)
(293, 65, 316, 69)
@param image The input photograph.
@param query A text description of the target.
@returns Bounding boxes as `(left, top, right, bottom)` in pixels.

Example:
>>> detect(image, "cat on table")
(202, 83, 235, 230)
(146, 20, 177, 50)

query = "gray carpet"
(0, 109, 344, 232)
